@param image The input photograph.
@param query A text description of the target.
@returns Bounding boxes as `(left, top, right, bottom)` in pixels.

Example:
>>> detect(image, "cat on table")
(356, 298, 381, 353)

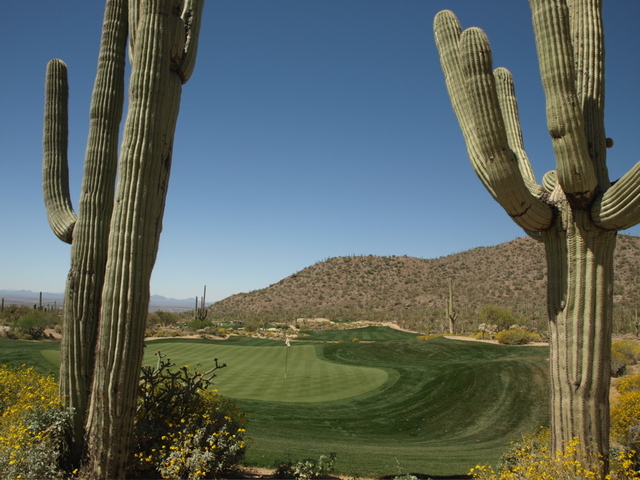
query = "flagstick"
(285, 344, 288, 380)
(284, 337, 291, 380)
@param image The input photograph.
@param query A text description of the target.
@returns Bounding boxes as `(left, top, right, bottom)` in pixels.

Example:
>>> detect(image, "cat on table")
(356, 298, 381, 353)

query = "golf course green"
(0, 327, 550, 478)
(141, 341, 389, 402)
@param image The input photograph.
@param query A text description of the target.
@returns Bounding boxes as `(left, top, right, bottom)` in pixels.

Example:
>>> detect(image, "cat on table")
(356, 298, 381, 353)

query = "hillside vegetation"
(208, 235, 640, 333)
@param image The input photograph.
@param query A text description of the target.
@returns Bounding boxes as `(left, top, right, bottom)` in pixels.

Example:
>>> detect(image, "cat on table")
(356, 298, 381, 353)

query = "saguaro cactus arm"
(434, 11, 554, 233)
(592, 164, 640, 230)
(128, 0, 203, 83)
(177, 0, 204, 83)
(43, 60, 76, 244)
(529, 0, 598, 207)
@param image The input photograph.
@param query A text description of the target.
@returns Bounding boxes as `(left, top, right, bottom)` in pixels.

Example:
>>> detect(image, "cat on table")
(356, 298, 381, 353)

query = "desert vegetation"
(205, 235, 640, 336)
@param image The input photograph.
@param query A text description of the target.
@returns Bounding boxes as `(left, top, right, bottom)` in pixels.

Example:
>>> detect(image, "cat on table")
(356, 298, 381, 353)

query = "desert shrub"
(470, 427, 640, 479)
(612, 374, 640, 449)
(613, 349, 631, 377)
(614, 340, 640, 363)
(274, 452, 337, 479)
(128, 353, 248, 479)
(0, 364, 71, 479)
(619, 374, 640, 395)
(12, 310, 54, 340)
(478, 305, 526, 331)
(495, 328, 542, 345)
(147, 310, 184, 328)
(0, 304, 32, 323)
(612, 340, 640, 377)
(187, 317, 212, 331)
(612, 390, 640, 447)
(477, 323, 498, 339)
(243, 319, 262, 332)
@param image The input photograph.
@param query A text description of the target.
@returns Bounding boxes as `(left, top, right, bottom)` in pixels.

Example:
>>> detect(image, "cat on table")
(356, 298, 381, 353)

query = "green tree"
(477, 304, 525, 332)
(14, 311, 51, 340)
(146, 310, 183, 328)
(42, 1, 204, 478)
(434, 0, 640, 474)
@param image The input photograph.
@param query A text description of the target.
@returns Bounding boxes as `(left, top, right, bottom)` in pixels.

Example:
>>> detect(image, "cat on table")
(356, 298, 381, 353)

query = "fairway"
(143, 340, 390, 402)
(300, 325, 418, 342)
(1, 330, 550, 477)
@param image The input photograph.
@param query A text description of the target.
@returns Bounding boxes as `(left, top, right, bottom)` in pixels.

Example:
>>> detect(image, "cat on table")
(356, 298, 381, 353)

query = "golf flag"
(284, 337, 290, 379)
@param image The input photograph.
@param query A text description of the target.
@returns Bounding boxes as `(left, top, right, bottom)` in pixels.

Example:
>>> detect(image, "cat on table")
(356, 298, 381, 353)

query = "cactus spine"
(434, 1, 640, 472)
(43, 1, 203, 478)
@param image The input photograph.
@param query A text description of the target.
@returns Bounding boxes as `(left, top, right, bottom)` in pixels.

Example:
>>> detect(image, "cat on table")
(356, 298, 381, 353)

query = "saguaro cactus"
(43, 1, 203, 478)
(434, 0, 640, 472)
(195, 285, 208, 321)
(445, 278, 457, 335)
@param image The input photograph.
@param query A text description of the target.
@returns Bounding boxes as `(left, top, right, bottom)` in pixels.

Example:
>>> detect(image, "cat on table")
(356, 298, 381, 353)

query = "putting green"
(143, 341, 389, 403)
(40, 349, 60, 368)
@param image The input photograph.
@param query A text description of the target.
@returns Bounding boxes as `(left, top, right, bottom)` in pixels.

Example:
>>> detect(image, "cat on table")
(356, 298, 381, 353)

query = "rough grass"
(0, 330, 550, 478)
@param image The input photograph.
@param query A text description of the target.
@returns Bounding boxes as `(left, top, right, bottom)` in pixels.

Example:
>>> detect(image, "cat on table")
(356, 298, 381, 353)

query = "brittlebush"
(128, 353, 249, 479)
(469, 427, 640, 480)
(0, 365, 70, 479)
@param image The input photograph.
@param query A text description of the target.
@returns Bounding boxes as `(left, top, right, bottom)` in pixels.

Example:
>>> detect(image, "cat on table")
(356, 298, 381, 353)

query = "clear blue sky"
(1, 1, 639, 302)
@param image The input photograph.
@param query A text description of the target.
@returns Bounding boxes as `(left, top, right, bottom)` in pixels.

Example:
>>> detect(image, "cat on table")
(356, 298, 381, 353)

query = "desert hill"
(208, 235, 640, 333)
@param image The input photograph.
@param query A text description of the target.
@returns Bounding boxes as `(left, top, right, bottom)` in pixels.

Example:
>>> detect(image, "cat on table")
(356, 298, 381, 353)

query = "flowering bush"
(274, 452, 337, 479)
(0, 364, 71, 479)
(469, 427, 640, 480)
(128, 353, 249, 479)
(612, 373, 640, 448)
(495, 328, 542, 345)
(612, 340, 640, 377)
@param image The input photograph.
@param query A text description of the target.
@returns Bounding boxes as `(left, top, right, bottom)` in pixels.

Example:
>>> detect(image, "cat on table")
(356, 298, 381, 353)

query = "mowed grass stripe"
(301, 325, 417, 342)
(143, 341, 388, 402)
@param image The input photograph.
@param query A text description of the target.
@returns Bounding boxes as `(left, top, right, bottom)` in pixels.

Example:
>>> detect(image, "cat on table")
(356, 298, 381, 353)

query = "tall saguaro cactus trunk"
(42, 1, 203, 478)
(434, 0, 640, 475)
(543, 217, 616, 463)
(44, 2, 128, 462)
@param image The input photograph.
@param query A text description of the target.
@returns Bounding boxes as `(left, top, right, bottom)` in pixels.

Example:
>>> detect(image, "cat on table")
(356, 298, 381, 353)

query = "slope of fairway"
(300, 325, 418, 342)
(237, 336, 550, 477)
(1, 333, 550, 478)
(143, 339, 390, 402)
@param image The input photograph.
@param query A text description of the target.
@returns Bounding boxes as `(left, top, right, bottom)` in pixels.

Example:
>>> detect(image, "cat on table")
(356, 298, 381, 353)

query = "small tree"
(477, 304, 525, 332)
(14, 311, 50, 340)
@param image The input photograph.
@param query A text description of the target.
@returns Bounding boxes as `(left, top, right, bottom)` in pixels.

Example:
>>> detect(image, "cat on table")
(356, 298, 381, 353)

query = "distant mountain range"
(5, 234, 640, 329)
(0, 290, 195, 312)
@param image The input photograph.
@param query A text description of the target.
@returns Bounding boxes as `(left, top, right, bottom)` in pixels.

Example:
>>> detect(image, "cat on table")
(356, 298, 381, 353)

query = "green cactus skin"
(446, 278, 457, 335)
(42, 1, 203, 478)
(195, 285, 208, 321)
(44, 0, 127, 465)
(434, 0, 640, 473)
